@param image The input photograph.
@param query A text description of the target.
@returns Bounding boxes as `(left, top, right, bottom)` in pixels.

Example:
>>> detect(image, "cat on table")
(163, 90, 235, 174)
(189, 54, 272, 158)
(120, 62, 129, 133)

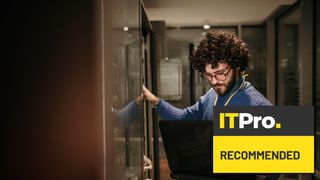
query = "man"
(142, 31, 271, 120)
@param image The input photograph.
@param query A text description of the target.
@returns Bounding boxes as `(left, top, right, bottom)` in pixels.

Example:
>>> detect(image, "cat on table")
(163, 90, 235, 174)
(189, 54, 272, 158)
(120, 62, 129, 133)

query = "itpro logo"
(219, 113, 281, 129)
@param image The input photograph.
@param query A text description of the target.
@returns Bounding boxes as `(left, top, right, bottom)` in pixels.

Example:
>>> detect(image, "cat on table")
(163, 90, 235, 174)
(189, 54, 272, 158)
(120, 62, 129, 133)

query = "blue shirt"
(155, 78, 272, 120)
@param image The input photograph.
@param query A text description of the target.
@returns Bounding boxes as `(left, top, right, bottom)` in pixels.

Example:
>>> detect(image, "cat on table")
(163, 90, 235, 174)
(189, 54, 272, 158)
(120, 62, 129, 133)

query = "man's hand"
(142, 85, 160, 106)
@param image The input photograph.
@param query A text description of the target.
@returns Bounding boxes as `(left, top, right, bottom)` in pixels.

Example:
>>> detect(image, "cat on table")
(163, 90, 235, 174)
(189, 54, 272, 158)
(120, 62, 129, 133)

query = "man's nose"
(208, 77, 219, 85)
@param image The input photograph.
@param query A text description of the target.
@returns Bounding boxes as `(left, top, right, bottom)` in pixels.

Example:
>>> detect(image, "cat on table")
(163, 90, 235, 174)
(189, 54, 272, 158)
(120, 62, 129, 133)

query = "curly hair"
(189, 31, 249, 76)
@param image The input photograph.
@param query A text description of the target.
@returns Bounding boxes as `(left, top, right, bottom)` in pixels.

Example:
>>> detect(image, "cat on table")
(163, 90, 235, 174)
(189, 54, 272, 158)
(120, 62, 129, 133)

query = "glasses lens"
(215, 74, 226, 81)
(204, 68, 229, 81)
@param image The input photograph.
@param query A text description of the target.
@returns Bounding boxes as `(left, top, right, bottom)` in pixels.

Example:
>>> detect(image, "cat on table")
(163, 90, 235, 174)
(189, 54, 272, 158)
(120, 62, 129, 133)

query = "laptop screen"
(159, 120, 258, 180)
(159, 120, 213, 176)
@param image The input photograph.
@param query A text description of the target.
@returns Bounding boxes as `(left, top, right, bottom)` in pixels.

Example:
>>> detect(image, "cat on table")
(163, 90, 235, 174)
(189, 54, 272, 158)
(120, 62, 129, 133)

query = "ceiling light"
(123, 26, 129, 31)
(203, 24, 210, 30)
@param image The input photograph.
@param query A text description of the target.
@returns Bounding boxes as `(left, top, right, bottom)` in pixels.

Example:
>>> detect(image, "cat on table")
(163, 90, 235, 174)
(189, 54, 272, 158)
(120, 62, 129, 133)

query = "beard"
(213, 73, 237, 96)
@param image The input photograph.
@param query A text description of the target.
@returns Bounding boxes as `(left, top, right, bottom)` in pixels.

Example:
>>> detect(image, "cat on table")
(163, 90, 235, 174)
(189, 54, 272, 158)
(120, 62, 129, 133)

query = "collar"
(214, 76, 245, 106)
(219, 76, 244, 99)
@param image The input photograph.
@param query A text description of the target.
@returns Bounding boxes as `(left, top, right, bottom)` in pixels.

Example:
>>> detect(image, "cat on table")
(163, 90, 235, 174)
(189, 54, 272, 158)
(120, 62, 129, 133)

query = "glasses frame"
(204, 67, 231, 81)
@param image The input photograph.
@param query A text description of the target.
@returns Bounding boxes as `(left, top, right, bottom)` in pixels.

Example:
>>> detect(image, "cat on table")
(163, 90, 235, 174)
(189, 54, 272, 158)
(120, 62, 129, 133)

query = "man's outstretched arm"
(142, 85, 203, 120)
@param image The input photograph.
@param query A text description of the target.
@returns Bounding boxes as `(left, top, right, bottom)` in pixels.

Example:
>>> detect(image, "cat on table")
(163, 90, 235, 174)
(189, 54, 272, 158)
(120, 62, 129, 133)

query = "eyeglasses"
(204, 67, 231, 81)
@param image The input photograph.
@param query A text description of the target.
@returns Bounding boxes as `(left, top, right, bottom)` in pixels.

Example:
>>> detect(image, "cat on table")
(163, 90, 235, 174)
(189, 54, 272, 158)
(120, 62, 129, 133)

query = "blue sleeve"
(258, 100, 273, 106)
(155, 98, 204, 120)
(256, 93, 273, 106)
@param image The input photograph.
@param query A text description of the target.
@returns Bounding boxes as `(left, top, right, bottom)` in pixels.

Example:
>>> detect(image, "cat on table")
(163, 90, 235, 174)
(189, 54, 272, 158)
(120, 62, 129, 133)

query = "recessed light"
(123, 26, 129, 31)
(203, 24, 210, 30)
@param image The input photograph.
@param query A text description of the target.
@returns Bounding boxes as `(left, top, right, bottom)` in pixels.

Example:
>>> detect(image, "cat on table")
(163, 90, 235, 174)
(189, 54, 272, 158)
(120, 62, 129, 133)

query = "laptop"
(159, 120, 257, 180)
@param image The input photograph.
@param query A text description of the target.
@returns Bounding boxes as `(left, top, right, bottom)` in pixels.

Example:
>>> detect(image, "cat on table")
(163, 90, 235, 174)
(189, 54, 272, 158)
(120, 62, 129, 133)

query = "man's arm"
(142, 86, 203, 120)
